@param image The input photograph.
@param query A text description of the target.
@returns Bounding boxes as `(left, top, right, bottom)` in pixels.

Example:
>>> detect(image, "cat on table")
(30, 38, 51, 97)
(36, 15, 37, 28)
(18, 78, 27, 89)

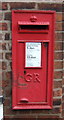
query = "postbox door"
(16, 41, 48, 105)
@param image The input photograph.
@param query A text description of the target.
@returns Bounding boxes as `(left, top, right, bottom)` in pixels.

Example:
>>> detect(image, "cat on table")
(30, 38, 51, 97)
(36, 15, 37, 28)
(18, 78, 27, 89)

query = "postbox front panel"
(12, 10, 55, 109)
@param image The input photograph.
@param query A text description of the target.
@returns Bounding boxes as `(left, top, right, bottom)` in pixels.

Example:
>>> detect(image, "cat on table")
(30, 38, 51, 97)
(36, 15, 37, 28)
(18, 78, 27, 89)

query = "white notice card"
(25, 42, 41, 67)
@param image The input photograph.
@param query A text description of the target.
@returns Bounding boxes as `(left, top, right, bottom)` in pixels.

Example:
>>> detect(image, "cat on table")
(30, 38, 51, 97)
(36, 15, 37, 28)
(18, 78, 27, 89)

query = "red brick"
(4, 107, 17, 115)
(63, 87, 64, 94)
(5, 53, 12, 60)
(0, 13, 3, 21)
(0, 42, 2, 50)
(0, 2, 2, 10)
(54, 42, 62, 50)
(0, 23, 2, 30)
(0, 53, 2, 59)
(0, 23, 8, 30)
(63, 70, 64, 77)
(63, 61, 64, 69)
(5, 88, 11, 97)
(4, 107, 32, 117)
(56, 13, 62, 22)
(62, 4, 64, 12)
(62, 95, 64, 101)
(0, 88, 3, 96)
(7, 43, 12, 50)
(2, 72, 6, 81)
(54, 71, 63, 79)
(2, 43, 6, 50)
(53, 81, 62, 88)
(0, 80, 2, 88)
(53, 89, 62, 97)
(4, 114, 36, 120)
(0, 33, 3, 40)
(62, 110, 64, 116)
(0, 71, 2, 80)
(2, 23, 8, 30)
(4, 116, 10, 119)
(55, 22, 62, 31)
(2, 80, 9, 88)
(4, 98, 10, 106)
(2, 3, 8, 10)
(6, 71, 12, 80)
(10, 62, 12, 69)
(62, 12, 64, 21)
(55, 33, 62, 41)
(0, 61, 2, 69)
(5, 33, 10, 40)
(53, 98, 61, 106)
(38, 115, 59, 119)
(2, 62, 7, 70)
(54, 52, 63, 60)
(2, 42, 11, 50)
(38, 3, 62, 12)
(2, 71, 12, 81)
(31, 109, 49, 114)
(62, 22, 64, 31)
(62, 33, 64, 41)
(62, 102, 64, 109)
(63, 78, 64, 85)
(63, 52, 64, 59)
(54, 61, 63, 69)
(4, 12, 11, 21)
(9, 2, 35, 9)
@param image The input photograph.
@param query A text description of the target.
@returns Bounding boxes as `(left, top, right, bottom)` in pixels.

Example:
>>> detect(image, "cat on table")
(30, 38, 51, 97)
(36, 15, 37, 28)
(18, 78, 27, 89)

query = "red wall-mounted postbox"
(12, 10, 55, 109)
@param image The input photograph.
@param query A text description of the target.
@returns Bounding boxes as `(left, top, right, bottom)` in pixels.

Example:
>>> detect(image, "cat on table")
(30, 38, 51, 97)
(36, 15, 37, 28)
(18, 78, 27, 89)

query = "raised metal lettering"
(25, 73, 32, 82)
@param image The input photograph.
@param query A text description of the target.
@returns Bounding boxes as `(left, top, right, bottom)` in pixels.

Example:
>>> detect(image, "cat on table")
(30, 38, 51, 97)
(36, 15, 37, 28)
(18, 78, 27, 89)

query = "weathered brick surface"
(54, 42, 62, 50)
(0, 33, 3, 40)
(10, 2, 35, 9)
(53, 89, 62, 97)
(0, 23, 8, 30)
(53, 98, 61, 106)
(4, 98, 10, 106)
(53, 81, 62, 88)
(54, 71, 62, 79)
(2, 62, 7, 70)
(54, 52, 63, 60)
(5, 53, 12, 60)
(38, 3, 62, 12)
(4, 12, 11, 21)
(0, 53, 3, 59)
(62, 22, 64, 31)
(54, 61, 63, 69)
(0, 13, 3, 21)
(2, 1, 63, 119)
(2, 80, 9, 88)
(2, 2, 8, 10)
(55, 33, 62, 41)
(62, 12, 64, 21)
(55, 22, 62, 31)
(5, 33, 10, 40)
(56, 13, 62, 22)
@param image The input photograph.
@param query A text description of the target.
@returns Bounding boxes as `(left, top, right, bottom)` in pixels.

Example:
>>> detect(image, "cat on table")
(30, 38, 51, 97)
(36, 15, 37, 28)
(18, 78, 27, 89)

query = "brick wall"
(1, 1, 63, 119)
(62, 2, 64, 118)
(0, 1, 2, 97)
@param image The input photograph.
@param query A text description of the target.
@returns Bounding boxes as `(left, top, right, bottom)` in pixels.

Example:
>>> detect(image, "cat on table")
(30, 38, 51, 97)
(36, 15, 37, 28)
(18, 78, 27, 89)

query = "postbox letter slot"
(18, 25, 49, 31)
(20, 98, 29, 103)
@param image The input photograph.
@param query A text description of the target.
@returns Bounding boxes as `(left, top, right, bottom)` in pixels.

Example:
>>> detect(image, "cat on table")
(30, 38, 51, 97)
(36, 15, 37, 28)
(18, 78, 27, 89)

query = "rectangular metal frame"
(12, 10, 55, 109)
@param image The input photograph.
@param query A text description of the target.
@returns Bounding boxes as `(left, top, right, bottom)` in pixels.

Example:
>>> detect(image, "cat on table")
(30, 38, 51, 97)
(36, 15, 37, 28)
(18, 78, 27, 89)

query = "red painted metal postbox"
(12, 10, 55, 109)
